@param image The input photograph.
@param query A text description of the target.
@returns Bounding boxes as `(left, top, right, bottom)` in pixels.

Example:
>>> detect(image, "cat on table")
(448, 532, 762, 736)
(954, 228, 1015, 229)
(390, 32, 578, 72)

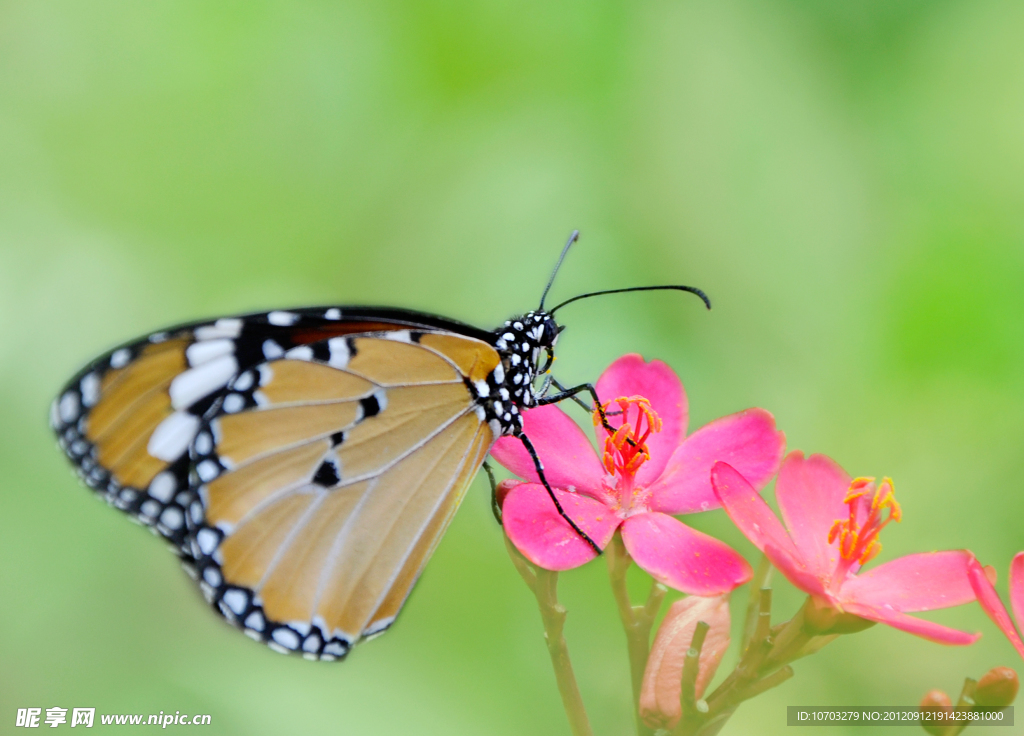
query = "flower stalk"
(670, 588, 836, 735)
(504, 535, 594, 736)
(607, 531, 665, 736)
(741, 556, 773, 649)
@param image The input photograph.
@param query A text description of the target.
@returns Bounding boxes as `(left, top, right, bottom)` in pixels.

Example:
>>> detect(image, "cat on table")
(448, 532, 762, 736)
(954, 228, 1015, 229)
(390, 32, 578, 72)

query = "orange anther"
(829, 475, 901, 567)
(592, 396, 662, 482)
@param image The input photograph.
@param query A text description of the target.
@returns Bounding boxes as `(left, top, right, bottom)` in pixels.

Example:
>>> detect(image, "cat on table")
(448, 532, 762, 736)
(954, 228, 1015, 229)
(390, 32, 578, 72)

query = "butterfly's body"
(51, 305, 562, 660)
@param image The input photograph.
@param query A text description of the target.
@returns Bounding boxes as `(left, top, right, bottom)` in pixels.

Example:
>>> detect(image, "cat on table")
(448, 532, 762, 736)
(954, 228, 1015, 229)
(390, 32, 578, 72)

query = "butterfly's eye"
(539, 317, 560, 348)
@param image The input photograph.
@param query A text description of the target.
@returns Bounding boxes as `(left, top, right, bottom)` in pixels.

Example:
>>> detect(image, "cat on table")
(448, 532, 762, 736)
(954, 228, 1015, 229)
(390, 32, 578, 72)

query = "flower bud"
(918, 689, 952, 736)
(639, 594, 730, 730)
(975, 667, 1019, 708)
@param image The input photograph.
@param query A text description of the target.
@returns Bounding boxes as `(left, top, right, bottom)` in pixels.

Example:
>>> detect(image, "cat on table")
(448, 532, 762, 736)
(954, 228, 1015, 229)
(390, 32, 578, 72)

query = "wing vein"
(359, 421, 491, 632)
(253, 491, 328, 595)
(307, 407, 475, 632)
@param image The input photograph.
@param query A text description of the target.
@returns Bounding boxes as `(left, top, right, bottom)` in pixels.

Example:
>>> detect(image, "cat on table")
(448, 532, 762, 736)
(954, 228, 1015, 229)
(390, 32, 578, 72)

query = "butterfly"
(50, 232, 709, 661)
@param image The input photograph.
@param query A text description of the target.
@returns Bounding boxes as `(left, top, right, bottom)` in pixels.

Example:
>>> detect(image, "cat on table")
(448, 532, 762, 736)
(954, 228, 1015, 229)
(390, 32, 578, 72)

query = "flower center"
(592, 396, 662, 515)
(827, 476, 901, 587)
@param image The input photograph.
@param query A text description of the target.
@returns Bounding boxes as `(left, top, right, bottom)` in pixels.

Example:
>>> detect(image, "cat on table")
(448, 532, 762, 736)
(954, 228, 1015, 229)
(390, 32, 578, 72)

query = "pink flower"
(711, 453, 981, 645)
(491, 354, 786, 595)
(967, 553, 1024, 659)
(640, 593, 731, 729)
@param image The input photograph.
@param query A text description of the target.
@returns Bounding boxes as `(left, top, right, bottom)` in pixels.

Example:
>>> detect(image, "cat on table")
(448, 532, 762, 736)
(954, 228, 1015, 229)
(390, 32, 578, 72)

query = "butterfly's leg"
(483, 461, 502, 525)
(549, 378, 592, 412)
(516, 432, 602, 555)
(536, 382, 618, 437)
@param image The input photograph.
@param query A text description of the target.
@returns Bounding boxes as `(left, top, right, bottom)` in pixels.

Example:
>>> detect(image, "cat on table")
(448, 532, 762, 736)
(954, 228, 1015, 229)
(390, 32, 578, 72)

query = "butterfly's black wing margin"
(50, 306, 496, 554)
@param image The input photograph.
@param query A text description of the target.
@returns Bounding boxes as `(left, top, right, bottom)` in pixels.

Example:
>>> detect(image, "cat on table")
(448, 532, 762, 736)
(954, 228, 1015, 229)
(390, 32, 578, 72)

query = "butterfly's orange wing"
(187, 330, 499, 659)
(52, 309, 503, 660)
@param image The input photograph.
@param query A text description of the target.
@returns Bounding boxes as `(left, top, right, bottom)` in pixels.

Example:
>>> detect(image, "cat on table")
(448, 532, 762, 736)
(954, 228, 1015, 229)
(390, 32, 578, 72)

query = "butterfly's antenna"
(548, 284, 712, 315)
(539, 230, 580, 311)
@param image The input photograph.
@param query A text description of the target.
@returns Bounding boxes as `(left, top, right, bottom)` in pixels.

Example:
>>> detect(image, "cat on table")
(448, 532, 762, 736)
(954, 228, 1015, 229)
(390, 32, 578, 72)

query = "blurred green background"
(3, 1, 1024, 734)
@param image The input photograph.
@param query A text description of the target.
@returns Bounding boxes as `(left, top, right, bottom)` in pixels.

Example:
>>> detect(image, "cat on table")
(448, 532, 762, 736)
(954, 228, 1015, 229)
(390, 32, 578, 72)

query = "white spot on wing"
(160, 506, 184, 530)
(169, 355, 238, 409)
(222, 393, 245, 413)
(194, 318, 242, 341)
(80, 373, 100, 407)
(322, 641, 348, 657)
(147, 411, 200, 461)
(272, 628, 300, 649)
(327, 338, 350, 368)
(302, 635, 321, 652)
(186, 338, 234, 367)
(196, 528, 219, 555)
(196, 459, 220, 482)
(285, 345, 314, 361)
(267, 311, 299, 326)
(148, 471, 176, 502)
(222, 589, 248, 615)
(194, 431, 213, 455)
(245, 611, 265, 631)
(324, 308, 341, 320)
(110, 348, 131, 368)
(262, 340, 285, 359)
(231, 371, 255, 391)
(59, 392, 80, 423)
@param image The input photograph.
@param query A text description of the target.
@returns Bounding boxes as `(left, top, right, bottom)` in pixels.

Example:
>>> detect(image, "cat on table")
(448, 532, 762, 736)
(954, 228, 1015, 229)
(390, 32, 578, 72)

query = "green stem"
(679, 622, 711, 720)
(505, 536, 594, 736)
(681, 592, 834, 735)
(606, 531, 665, 736)
(741, 555, 773, 649)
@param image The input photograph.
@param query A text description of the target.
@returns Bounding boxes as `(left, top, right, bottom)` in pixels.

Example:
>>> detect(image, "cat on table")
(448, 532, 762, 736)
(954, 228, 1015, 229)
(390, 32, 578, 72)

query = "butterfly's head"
(493, 310, 564, 405)
(495, 310, 560, 362)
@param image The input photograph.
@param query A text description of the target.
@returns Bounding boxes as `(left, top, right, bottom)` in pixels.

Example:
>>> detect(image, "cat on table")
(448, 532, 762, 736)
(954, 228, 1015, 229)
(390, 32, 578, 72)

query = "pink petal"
(620, 512, 752, 595)
(710, 462, 824, 595)
(640, 594, 731, 730)
(650, 409, 785, 515)
(840, 551, 977, 613)
(501, 482, 621, 570)
(1010, 553, 1024, 636)
(774, 451, 852, 581)
(490, 404, 605, 495)
(594, 355, 687, 487)
(841, 600, 981, 646)
(969, 558, 1024, 659)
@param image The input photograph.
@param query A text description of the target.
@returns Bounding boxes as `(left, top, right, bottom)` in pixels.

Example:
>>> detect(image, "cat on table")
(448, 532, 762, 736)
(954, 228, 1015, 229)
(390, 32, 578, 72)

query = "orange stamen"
(592, 396, 663, 480)
(829, 476, 901, 573)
